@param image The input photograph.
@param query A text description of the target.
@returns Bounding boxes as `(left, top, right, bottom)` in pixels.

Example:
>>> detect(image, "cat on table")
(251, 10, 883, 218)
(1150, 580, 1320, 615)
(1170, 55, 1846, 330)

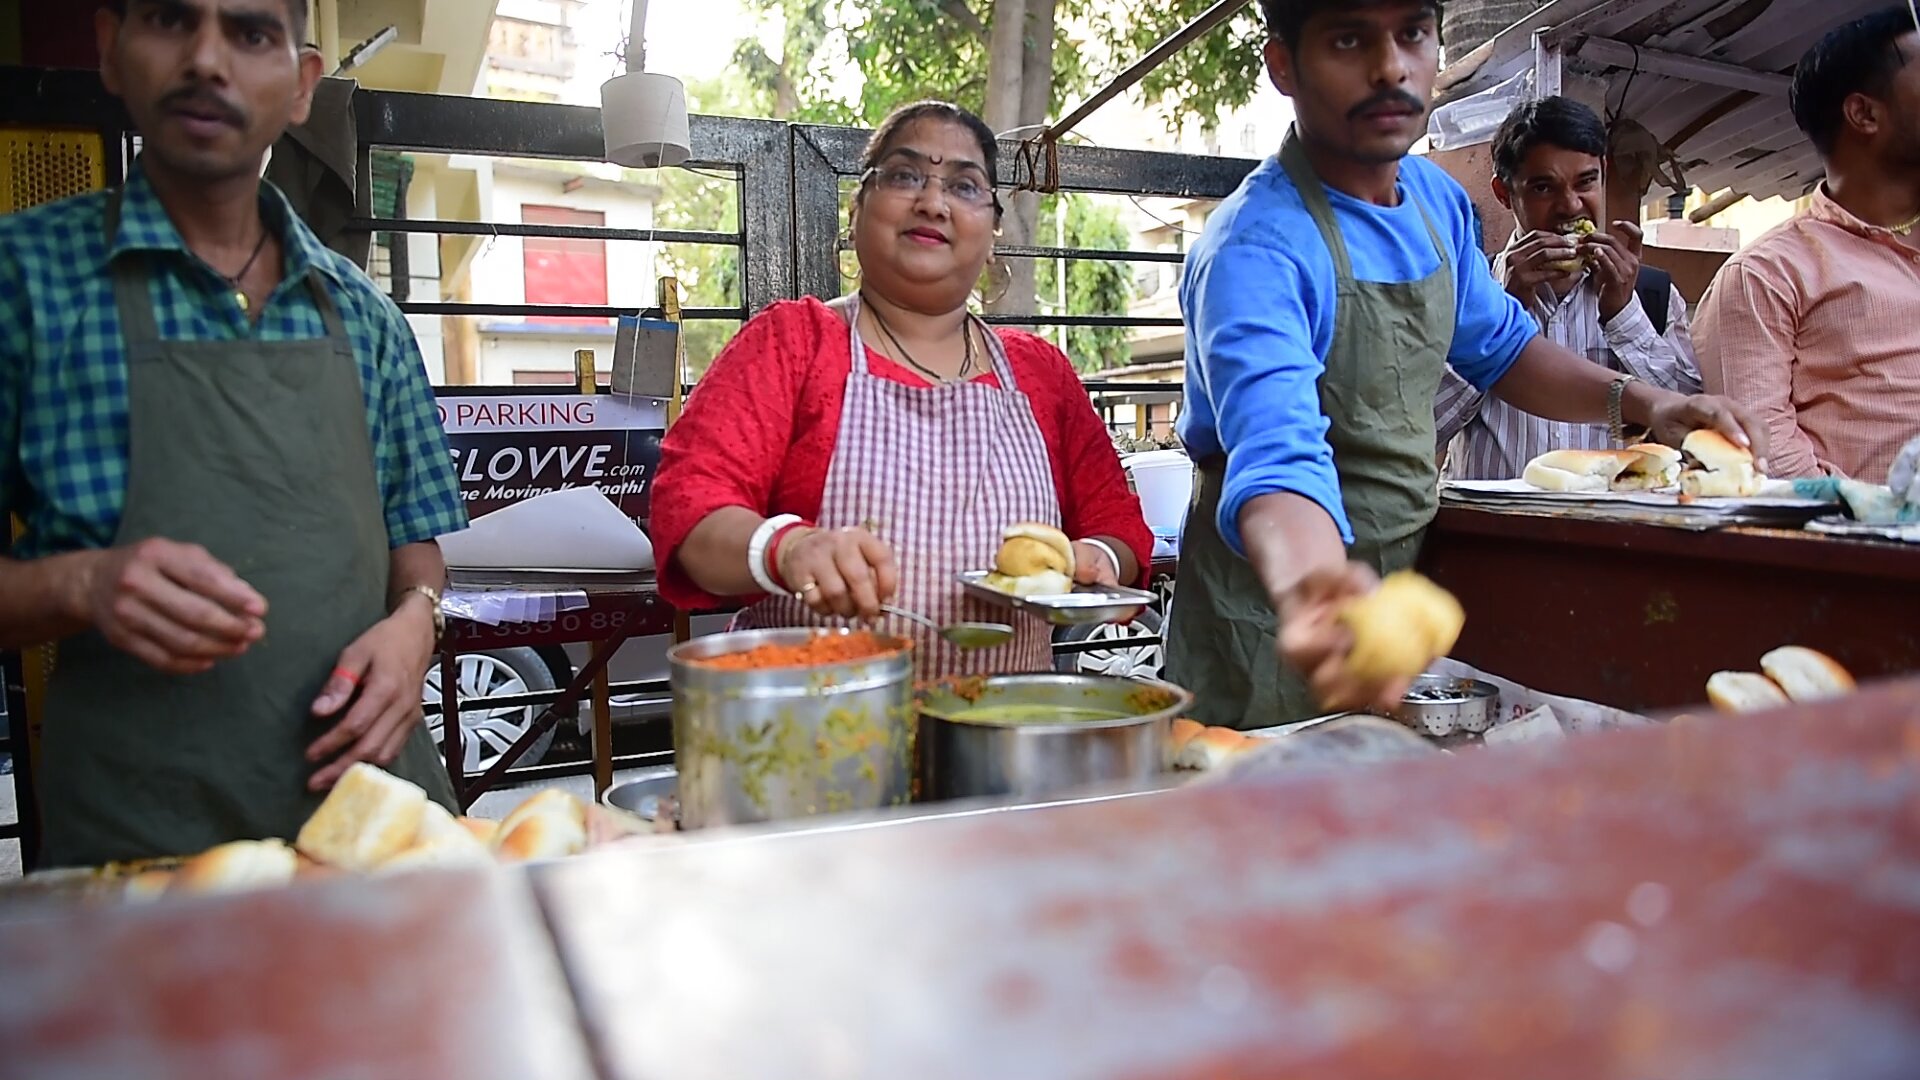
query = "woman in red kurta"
(651, 101, 1149, 678)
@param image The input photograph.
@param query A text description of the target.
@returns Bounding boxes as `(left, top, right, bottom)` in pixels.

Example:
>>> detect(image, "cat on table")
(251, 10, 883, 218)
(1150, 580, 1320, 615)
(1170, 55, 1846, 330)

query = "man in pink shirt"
(1697, 6, 1920, 480)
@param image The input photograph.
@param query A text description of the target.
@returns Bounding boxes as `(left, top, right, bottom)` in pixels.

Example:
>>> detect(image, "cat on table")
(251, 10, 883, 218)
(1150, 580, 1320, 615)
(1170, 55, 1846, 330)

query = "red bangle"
(765, 520, 810, 592)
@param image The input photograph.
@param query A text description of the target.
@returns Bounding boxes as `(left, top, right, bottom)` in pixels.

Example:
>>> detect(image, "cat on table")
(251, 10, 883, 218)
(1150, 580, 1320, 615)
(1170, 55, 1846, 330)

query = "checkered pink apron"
(741, 294, 1061, 679)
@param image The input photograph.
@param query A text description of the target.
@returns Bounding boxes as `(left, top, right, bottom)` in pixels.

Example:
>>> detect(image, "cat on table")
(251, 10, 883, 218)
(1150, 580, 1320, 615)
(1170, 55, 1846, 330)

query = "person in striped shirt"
(1435, 96, 1701, 480)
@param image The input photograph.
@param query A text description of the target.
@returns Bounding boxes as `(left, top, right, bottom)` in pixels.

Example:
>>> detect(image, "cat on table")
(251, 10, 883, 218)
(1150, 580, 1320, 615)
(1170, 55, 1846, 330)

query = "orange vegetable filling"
(691, 631, 901, 671)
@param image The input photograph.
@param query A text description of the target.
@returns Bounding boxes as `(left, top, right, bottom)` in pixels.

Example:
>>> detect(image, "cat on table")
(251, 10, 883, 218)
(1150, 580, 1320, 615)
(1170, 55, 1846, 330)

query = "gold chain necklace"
(861, 294, 975, 384)
(1892, 208, 1920, 235)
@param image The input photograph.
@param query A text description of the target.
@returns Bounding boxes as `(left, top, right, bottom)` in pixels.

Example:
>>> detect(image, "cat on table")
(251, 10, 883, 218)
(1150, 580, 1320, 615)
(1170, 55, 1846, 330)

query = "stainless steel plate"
(955, 571, 1156, 627)
(600, 768, 679, 823)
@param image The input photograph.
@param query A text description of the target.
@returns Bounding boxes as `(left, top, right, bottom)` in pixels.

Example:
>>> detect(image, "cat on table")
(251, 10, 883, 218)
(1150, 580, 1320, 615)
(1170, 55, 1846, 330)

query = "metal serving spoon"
(880, 605, 1016, 650)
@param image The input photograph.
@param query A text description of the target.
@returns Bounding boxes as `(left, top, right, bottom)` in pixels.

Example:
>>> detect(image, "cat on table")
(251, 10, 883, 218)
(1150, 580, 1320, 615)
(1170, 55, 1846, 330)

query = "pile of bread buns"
(1705, 646, 1855, 714)
(1168, 719, 1260, 772)
(1523, 443, 1682, 493)
(128, 764, 602, 899)
(1338, 570, 1466, 683)
(1521, 431, 1765, 498)
(984, 522, 1076, 597)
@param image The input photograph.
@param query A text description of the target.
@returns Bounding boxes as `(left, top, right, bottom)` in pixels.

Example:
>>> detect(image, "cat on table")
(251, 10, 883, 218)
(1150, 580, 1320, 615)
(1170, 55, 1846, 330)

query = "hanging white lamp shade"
(600, 0, 690, 169)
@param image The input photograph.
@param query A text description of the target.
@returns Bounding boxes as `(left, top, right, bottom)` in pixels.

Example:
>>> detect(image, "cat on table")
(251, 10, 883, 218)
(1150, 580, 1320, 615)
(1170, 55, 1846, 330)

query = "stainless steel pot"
(669, 629, 914, 829)
(917, 674, 1194, 802)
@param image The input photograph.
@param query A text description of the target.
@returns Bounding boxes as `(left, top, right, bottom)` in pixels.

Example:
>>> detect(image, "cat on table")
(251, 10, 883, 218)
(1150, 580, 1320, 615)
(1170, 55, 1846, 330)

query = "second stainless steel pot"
(917, 674, 1194, 802)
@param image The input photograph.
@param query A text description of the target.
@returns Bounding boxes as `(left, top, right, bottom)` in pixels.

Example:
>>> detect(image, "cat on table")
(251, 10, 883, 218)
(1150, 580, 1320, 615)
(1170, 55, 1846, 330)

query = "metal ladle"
(880, 605, 1015, 650)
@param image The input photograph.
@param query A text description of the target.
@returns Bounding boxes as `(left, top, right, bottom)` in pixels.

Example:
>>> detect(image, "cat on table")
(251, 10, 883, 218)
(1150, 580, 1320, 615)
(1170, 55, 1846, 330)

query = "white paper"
(1428, 657, 1652, 734)
(1483, 706, 1565, 745)
(439, 485, 655, 571)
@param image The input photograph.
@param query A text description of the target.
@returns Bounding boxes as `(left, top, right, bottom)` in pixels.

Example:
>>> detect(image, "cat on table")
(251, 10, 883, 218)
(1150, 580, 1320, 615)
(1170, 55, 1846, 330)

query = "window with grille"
(521, 203, 608, 326)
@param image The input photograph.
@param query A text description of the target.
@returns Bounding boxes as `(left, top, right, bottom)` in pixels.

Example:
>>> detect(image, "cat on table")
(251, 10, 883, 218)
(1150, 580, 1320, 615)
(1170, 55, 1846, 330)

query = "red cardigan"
(651, 297, 1151, 610)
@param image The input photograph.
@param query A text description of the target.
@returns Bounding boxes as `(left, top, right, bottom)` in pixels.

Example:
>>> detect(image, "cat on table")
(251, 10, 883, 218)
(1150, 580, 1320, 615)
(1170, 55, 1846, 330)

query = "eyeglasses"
(861, 165, 1000, 212)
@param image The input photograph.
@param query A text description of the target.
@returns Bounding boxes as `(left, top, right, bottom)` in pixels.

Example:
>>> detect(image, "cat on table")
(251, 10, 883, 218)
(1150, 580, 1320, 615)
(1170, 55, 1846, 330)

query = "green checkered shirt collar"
(108, 160, 344, 292)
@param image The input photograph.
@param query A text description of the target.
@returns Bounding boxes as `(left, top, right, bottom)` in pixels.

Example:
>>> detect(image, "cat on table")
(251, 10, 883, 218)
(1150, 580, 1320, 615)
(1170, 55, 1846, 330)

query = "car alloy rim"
(423, 654, 536, 774)
(1072, 622, 1164, 679)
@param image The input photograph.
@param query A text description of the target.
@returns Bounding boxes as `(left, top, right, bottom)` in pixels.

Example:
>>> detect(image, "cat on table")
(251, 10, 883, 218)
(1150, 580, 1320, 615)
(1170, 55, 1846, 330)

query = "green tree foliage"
(650, 77, 750, 376)
(1034, 194, 1135, 371)
(1091, 3, 1268, 133)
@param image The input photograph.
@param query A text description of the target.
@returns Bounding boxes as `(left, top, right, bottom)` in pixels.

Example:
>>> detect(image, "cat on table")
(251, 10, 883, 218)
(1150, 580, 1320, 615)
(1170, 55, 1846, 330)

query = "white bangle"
(1078, 537, 1123, 582)
(747, 514, 802, 596)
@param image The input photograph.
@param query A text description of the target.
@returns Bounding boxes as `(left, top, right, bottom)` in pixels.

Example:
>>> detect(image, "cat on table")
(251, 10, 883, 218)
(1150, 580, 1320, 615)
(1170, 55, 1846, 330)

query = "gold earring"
(978, 257, 1011, 306)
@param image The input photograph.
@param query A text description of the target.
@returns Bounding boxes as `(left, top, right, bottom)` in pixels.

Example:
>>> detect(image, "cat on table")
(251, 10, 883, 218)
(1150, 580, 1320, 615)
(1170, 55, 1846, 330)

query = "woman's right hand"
(775, 526, 900, 620)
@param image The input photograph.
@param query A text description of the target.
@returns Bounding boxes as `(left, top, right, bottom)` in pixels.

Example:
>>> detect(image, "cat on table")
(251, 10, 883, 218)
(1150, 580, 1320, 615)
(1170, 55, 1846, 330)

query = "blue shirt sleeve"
(369, 296, 468, 547)
(1439, 183, 1537, 390)
(1187, 240, 1352, 554)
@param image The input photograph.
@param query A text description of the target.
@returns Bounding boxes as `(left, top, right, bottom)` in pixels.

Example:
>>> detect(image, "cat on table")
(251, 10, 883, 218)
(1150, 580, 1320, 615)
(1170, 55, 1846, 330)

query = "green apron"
(37, 192, 456, 867)
(1165, 132, 1456, 729)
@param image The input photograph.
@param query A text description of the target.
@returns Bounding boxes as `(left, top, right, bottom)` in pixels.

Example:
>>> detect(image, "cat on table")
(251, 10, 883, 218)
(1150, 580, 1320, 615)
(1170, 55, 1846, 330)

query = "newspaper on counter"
(1429, 657, 1653, 740)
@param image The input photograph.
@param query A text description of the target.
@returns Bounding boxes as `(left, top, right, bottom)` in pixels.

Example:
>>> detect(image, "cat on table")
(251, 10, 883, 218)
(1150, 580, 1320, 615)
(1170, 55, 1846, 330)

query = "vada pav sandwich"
(1678, 430, 1764, 498)
(1548, 217, 1597, 273)
(1521, 443, 1681, 493)
(1523, 449, 1643, 493)
(984, 522, 1075, 597)
(1613, 443, 1683, 491)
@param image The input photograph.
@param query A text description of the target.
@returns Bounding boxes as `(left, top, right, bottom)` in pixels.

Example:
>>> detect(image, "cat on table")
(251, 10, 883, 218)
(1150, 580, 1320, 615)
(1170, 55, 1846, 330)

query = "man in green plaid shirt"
(0, 0, 468, 865)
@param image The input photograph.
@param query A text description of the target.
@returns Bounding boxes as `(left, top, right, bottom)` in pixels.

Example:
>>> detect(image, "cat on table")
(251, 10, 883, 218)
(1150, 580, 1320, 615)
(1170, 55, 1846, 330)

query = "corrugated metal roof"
(1436, 0, 1897, 202)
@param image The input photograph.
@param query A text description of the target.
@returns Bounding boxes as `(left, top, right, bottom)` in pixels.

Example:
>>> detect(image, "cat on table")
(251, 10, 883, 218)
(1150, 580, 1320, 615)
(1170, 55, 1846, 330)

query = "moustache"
(1348, 89, 1427, 121)
(159, 87, 247, 128)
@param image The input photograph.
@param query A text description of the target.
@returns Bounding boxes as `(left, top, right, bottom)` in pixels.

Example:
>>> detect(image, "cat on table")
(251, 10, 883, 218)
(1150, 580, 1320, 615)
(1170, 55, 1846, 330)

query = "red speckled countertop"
(4, 681, 1920, 1079)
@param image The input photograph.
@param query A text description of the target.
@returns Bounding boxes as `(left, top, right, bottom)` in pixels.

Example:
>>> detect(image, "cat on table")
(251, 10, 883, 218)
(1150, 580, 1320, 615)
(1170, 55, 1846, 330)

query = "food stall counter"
(1420, 505, 1920, 712)
(3, 680, 1918, 1078)
(533, 678, 1920, 1079)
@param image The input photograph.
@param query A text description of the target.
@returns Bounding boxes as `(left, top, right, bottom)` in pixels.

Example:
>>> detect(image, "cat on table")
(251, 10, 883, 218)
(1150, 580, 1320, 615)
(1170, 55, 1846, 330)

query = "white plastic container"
(1123, 449, 1195, 539)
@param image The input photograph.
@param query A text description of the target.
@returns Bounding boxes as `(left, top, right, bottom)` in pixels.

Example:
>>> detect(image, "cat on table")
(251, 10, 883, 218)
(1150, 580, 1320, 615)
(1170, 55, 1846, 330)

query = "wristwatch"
(1608, 374, 1638, 446)
(401, 584, 446, 638)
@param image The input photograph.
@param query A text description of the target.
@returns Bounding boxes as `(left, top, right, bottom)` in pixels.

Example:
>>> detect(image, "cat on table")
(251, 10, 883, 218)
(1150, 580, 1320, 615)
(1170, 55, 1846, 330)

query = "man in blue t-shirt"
(1165, 0, 1769, 728)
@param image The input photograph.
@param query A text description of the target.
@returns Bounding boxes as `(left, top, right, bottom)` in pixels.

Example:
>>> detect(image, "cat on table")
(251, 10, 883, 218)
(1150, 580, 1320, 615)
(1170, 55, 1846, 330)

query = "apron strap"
(304, 269, 350, 342)
(1278, 130, 1354, 282)
(104, 190, 165, 349)
(837, 293, 872, 376)
(972, 315, 1019, 390)
(1278, 127, 1454, 281)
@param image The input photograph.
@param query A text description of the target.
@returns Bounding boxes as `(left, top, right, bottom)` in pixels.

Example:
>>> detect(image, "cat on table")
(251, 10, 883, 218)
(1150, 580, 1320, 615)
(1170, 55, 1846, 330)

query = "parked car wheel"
(423, 647, 558, 774)
(1052, 607, 1165, 680)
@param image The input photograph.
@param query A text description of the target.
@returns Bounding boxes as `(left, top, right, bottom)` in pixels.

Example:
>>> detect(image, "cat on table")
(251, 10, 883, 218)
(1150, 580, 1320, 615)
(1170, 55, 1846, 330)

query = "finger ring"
(796, 582, 819, 599)
(331, 666, 362, 686)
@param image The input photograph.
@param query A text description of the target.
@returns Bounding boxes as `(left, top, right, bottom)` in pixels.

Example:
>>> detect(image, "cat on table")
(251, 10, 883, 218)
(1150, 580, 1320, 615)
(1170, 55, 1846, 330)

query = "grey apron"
(1165, 133, 1456, 729)
(38, 192, 455, 867)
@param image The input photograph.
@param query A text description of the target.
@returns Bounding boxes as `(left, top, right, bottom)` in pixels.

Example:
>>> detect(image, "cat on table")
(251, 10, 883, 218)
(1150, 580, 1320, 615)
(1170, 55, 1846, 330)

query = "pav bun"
(1705, 671, 1788, 714)
(995, 523, 1074, 578)
(1759, 646, 1855, 703)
